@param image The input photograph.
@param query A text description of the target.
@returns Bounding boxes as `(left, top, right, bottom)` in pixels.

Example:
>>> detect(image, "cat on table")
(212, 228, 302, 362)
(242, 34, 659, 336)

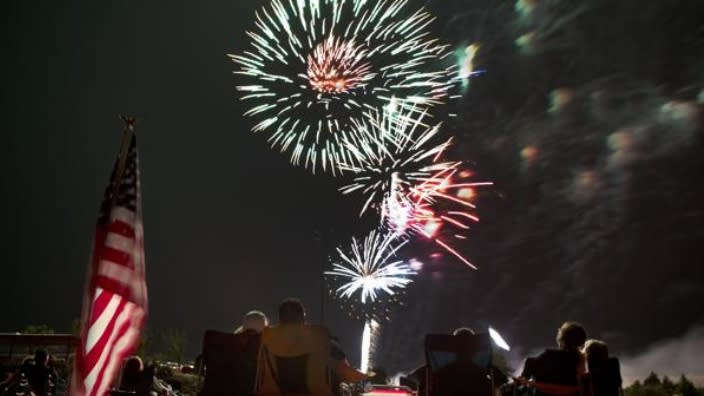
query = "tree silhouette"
(161, 328, 187, 365)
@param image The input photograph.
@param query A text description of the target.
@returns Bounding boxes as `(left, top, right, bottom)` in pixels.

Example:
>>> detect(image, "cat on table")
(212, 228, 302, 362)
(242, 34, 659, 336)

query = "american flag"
(71, 125, 148, 396)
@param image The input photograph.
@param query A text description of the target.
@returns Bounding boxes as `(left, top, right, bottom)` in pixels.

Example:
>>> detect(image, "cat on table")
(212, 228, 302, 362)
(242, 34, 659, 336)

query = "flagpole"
(112, 115, 137, 200)
(112, 114, 137, 392)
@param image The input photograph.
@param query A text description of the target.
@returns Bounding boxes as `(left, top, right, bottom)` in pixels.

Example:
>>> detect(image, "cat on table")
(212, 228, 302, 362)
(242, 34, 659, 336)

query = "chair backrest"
(200, 329, 261, 396)
(521, 349, 584, 396)
(423, 333, 493, 396)
(588, 358, 622, 396)
(255, 324, 332, 396)
(522, 349, 581, 386)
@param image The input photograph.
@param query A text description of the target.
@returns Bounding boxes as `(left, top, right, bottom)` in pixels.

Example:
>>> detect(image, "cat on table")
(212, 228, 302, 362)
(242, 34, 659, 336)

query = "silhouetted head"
(121, 356, 144, 386)
(583, 339, 609, 364)
(452, 327, 476, 338)
(236, 310, 268, 334)
(556, 321, 587, 350)
(278, 298, 306, 324)
(34, 349, 49, 367)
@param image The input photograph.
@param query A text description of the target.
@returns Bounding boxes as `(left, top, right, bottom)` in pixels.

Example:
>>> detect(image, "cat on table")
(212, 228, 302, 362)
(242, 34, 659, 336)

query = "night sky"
(2, 0, 703, 378)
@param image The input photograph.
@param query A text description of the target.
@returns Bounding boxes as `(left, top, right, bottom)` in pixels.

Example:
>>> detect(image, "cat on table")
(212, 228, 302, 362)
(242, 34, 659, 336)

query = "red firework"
(307, 36, 374, 93)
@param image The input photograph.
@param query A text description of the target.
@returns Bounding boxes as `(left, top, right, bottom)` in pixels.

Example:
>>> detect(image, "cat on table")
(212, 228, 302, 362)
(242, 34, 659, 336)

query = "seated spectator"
(119, 356, 145, 393)
(20, 349, 58, 396)
(116, 357, 173, 396)
(277, 298, 369, 384)
(517, 321, 588, 396)
(411, 326, 499, 396)
(0, 366, 16, 395)
(583, 339, 623, 396)
(452, 327, 509, 387)
(583, 339, 608, 367)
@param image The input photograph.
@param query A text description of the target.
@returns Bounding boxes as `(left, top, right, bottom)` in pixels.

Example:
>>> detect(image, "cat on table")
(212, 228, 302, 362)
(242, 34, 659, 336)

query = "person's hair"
(235, 310, 268, 334)
(34, 349, 49, 366)
(452, 327, 476, 337)
(556, 321, 587, 349)
(278, 298, 305, 324)
(583, 339, 609, 363)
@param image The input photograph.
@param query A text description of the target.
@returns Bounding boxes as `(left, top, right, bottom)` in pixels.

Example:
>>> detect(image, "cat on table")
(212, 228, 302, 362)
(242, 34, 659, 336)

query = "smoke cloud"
(620, 326, 704, 386)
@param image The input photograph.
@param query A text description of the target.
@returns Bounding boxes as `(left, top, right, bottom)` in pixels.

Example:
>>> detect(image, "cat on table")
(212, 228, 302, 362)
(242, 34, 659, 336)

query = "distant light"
(457, 188, 475, 200)
(409, 259, 424, 271)
(459, 170, 474, 179)
(521, 145, 539, 168)
(489, 327, 511, 351)
(423, 221, 442, 237)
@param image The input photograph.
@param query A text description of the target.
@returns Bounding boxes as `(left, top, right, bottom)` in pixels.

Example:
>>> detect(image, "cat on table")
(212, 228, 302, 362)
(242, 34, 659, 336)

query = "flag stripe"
(88, 289, 114, 325)
(85, 302, 132, 395)
(105, 232, 135, 253)
(99, 246, 131, 268)
(85, 297, 128, 366)
(85, 291, 122, 353)
(107, 219, 136, 239)
(109, 206, 134, 225)
(97, 260, 134, 285)
(99, 315, 141, 394)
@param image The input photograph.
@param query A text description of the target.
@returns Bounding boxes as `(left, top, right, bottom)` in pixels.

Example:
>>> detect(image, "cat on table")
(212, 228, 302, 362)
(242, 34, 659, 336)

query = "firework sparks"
(307, 37, 374, 94)
(339, 105, 457, 215)
(326, 230, 415, 305)
(401, 166, 492, 269)
(229, 0, 458, 174)
(360, 319, 380, 373)
(339, 107, 492, 268)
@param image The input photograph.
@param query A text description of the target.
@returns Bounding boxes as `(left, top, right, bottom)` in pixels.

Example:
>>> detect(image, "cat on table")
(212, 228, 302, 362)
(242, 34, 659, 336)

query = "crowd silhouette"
(193, 298, 622, 396)
(0, 298, 623, 396)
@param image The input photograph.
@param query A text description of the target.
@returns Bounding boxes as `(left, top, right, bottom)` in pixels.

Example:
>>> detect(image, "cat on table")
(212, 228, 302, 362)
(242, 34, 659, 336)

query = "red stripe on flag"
(107, 219, 135, 239)
(99, 246, 133, 268)
(94, 276, 132, 298)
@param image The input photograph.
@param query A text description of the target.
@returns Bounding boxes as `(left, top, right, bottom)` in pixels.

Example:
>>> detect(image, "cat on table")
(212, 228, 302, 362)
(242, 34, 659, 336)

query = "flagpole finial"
(119, 114, 138, 131)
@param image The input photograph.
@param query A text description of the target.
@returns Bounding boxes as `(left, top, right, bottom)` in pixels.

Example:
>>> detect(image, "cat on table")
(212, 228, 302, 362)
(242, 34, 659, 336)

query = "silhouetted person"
(413, 326, 498, 396)
(584, 340, 623, 396)
(232, 310, 267, 395)
(119, 356, 144, 391)
(453, 328, 508, 386)
(278, 298, 306, 325)
(519, 321, 588, 396)
(277, 298, 368, 385)
(21, 349, 57, 396)
(556, 321, 587, 376)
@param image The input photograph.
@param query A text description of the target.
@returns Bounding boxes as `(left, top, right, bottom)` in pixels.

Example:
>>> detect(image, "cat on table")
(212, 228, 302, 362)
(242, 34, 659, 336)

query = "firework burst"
(229, 0, 458, 174)
(399, 166, 493, 269)
(339, 106, 492, 267)
(325, 229, 415, 321)
(339, 105, 457, 214)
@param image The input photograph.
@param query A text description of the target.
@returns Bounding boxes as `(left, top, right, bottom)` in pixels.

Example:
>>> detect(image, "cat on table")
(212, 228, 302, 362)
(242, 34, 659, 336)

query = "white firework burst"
(326, 229, 415, 304)
(229, 0, 458, 174)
